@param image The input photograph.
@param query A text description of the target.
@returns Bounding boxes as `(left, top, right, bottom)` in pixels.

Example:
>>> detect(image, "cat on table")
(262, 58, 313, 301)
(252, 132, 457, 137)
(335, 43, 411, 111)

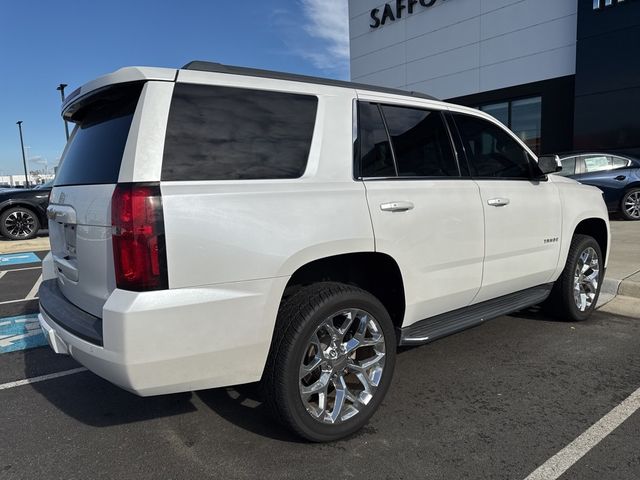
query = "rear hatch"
(48, 83, 144, 317)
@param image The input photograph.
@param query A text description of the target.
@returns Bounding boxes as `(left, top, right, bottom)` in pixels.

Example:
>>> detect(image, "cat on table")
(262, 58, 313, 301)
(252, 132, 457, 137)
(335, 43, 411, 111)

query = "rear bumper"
(38, 275, 288, 396)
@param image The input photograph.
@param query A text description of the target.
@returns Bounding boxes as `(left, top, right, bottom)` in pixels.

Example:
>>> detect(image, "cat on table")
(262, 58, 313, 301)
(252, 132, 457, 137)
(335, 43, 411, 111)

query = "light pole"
(57, 83, 70, 141)
(16, 121, 30, 188)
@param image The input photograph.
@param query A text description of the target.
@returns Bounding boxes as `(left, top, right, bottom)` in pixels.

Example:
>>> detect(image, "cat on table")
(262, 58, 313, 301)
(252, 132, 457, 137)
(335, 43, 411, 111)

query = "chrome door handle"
(487, 198, 510, 207)
(380, 201, 414, 212)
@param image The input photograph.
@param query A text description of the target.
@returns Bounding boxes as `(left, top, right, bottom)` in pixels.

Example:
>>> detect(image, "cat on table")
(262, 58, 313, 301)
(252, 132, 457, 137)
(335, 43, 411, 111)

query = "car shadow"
(23, 347, 197, 427)
(195, 384, 305, 443)
(22, 346, 301, 441)
(508, 305, 552, 322)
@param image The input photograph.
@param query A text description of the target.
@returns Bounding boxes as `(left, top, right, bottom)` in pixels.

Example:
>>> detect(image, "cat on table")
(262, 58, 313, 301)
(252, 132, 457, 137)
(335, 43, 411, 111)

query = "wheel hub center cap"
(332, 356, 348, 373)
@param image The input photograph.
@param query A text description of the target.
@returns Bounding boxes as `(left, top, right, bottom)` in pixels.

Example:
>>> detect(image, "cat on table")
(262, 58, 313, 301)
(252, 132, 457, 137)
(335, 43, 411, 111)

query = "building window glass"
(480, 103, 508, 128)
(479, 96, 542, 154)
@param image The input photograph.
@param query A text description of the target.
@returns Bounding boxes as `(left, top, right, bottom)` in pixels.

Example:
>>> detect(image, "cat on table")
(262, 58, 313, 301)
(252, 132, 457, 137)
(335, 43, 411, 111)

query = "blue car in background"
(556, 153, 640, 220)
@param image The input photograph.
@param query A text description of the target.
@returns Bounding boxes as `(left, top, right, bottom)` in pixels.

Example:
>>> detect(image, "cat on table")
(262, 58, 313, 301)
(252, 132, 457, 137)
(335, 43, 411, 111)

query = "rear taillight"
(111, 183, 168, 291)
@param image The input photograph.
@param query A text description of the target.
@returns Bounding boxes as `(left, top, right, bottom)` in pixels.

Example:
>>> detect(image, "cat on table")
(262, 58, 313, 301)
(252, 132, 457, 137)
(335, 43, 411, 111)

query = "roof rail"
(181, 61, 439, 102)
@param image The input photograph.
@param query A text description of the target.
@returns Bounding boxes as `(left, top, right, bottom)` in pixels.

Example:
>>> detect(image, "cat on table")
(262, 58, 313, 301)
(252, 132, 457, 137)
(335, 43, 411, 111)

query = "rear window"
(54, 83, 143, 187)
(162, 83, 318, 181)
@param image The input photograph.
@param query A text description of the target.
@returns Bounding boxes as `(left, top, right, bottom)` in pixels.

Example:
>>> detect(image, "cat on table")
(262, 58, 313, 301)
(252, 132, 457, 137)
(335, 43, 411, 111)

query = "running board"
(399, 283, 554, 346)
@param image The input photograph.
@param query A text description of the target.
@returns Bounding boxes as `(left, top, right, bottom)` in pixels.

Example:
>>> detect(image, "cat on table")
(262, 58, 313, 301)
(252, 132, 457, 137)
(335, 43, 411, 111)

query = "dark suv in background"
(0, 181, 52, 240)
(556, 153, 640, 220)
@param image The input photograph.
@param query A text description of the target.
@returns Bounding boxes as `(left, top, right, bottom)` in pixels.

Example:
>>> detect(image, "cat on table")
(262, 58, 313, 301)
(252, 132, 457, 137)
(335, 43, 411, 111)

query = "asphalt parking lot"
(1, 296, 639, 478)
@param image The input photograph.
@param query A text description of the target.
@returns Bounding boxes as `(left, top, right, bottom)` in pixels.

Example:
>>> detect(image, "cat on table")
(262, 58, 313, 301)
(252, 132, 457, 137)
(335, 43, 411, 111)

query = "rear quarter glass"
(54, 82, 144, 187)
(161, 83, 318, 181)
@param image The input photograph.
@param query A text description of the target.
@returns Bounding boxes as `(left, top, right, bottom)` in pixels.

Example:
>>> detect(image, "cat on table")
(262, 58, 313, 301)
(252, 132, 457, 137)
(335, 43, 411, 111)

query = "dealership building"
(348, 0, 640, 156)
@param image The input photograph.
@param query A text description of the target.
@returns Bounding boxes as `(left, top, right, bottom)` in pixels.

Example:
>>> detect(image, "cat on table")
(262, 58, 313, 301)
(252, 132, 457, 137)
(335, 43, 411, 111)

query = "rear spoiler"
(62, 66, 177, 118)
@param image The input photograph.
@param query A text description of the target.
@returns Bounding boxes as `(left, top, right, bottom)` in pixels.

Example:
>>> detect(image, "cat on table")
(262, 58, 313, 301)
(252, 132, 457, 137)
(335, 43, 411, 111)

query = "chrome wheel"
(4, 210, 36, 238)
(623, 191, 640, 219)
(573, 247, 599, 312)
(298, 308, 386, 424)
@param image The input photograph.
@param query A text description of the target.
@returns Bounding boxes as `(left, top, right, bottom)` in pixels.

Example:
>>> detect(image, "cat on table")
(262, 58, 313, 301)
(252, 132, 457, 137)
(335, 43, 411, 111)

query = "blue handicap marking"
(0, 314, 46, 354)
(0, 252, 41, 267)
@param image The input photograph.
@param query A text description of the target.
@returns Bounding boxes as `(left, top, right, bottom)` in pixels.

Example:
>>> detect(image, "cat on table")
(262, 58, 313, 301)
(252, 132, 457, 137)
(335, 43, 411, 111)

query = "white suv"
(39, 62, 610, 441)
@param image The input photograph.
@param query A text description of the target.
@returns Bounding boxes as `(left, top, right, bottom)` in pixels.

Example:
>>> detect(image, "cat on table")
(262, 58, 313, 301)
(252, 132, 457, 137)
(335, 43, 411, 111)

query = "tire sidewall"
(620, 188, 640, 221)
(562, 236, 603, 321)
(0, 207, 40, 240)
(280, 289, 396, 442)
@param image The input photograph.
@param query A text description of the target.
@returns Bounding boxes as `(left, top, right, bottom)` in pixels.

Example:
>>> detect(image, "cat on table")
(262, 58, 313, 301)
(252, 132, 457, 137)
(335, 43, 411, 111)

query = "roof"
(182, 61, 439, 102)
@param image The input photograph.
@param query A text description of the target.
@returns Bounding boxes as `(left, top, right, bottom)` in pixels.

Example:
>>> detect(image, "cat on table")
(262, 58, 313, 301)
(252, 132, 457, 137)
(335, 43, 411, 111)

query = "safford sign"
(370, 0, 450, 28)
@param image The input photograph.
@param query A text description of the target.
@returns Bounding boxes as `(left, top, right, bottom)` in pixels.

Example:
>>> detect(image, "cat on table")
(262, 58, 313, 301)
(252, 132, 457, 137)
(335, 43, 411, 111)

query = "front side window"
(380, 105, 458, 177)
(162, 84, 317, 181)
(557, 157, 577, 177)
(453, 114, 534, 179)
(479, 96, 541, 154)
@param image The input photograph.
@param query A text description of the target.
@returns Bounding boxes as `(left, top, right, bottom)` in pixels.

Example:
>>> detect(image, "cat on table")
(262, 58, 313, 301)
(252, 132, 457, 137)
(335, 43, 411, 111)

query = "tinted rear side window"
(358, 102, 395, 177)
(162, 84, 318, 181)
(381, 105, 458, 177)
(55, 83, 143, 187)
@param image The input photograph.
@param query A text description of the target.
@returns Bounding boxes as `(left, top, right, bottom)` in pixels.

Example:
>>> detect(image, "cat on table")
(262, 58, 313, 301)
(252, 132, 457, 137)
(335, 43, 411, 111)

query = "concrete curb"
(603, 270, 640, 298)
(619, 278, 640, 298)
(598, 270, 640, 311)
(602, 277, 622, 296)
(0, 236, 50, 255)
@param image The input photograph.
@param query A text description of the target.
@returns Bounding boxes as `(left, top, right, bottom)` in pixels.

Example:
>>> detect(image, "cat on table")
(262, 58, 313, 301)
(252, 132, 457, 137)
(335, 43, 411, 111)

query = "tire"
(261, 282, 396, 442)
(0, 207, 40, 240)
(620, 188, 640, 221)
(545, 234, 603, 321)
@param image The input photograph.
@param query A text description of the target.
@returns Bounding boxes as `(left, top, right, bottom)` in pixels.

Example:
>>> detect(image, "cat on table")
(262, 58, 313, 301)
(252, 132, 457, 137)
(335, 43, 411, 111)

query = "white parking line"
(0, 298, 38, 306)
(26, 274, 43, 299)
(0, 266, 42, 272)
(524, 386, 640, 480)
(0, 368, 87, 391)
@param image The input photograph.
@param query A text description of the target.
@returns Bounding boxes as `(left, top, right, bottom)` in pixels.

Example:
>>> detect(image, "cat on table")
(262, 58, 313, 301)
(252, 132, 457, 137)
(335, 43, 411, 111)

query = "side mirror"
(537, 155, 562, 175)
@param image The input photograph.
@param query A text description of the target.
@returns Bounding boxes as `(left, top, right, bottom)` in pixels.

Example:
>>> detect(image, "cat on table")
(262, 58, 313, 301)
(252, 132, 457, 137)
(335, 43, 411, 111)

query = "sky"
(0, 0, 349, 176)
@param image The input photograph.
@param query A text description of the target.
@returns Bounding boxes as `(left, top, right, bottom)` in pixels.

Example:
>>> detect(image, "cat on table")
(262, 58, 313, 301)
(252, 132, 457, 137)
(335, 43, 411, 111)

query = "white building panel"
(349, 0, 578, 99)
(406, 43, 480, 85)
(351, 43, 406, 79)
(480, 0, 578, 39)
(407, 69, 481, 100)
(405, 16, 480, 62)
(480, 44, 577, 92)
(480, 15, 578, 66)
(404, 0, 481, 38)
(355, 64, 408, 89)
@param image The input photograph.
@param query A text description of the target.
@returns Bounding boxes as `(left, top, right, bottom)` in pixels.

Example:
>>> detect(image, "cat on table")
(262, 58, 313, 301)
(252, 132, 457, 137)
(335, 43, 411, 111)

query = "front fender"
(552, 182, 610, 279)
